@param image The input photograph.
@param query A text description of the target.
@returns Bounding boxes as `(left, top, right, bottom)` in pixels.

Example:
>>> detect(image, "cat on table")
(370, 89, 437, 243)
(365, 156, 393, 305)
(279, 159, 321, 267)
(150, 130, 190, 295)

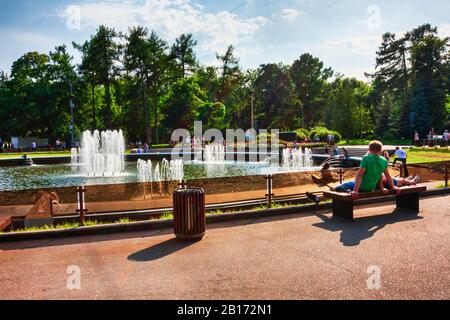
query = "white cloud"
(59, 0, 268, 56)
(0, 30, 61, 48)
(278, 8, 302, 21)
(305, 34, 381, 80)
(438, 23, 450, 38)
(311, 34, 380, 57)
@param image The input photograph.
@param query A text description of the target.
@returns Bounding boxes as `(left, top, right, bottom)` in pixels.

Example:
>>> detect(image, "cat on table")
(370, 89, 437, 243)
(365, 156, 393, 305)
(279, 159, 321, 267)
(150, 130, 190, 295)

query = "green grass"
(406, 148, 450, 164)
(0, 151, 71, 159)
(10, 219, 115, 233)
(160, 211, 174, 220)
(0, 150, 135, 159)
(151, 144, 170, 148)
(12, 222, 80, 233)
(338, 139, 412, 146)
(335, 141, 449, 163)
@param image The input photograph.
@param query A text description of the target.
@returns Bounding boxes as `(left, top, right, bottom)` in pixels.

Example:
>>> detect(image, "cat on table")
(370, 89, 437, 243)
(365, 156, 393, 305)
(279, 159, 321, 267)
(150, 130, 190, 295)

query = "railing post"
(76, 186, 87, 226)
(178, 180, 187, 189)
(445, 162, 448, 188)
(338, 169, 344, 184)
(265, 174, 274, 208)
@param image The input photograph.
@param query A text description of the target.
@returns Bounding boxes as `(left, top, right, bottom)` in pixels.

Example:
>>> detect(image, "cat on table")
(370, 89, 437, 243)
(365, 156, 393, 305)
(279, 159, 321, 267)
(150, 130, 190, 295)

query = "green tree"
(6, 48, 78, 143)
(409, 77, 432, 137)
(216, 45, 240, 100)
(290, 53, 333, 128)
(326, 77, 373, 140)
(161, 76, 204, 132)
(75, 26, 120, 129)
(73, 39, 99, 130)
(170, 34, 197, 79)
(372, 32, 410, 137)
(409, 28, 449, 131)
(254, 63, 300, 130)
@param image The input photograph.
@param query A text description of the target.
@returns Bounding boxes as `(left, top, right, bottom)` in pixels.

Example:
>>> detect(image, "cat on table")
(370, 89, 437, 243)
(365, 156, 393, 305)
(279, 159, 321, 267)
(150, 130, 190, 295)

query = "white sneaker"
(413, 175, 421, 183)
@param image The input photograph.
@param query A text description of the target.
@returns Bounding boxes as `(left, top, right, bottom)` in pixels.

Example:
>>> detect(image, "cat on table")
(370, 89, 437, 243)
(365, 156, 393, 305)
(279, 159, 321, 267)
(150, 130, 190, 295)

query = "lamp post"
(250, 89, 255, 130)
(68, 81, 75, 148)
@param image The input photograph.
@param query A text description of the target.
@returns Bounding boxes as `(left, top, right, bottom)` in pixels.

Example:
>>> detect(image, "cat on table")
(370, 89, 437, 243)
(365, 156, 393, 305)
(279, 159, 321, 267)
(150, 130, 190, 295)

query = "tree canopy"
(0, 23, 448, 145)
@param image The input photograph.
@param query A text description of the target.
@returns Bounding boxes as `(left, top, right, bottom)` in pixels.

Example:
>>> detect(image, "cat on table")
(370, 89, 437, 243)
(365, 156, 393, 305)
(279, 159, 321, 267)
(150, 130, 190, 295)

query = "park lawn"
(0, 151, 71, 159)
(406, 148, 450, 164)
(0, 149, 136, 159)
(338, 138, 411, 146)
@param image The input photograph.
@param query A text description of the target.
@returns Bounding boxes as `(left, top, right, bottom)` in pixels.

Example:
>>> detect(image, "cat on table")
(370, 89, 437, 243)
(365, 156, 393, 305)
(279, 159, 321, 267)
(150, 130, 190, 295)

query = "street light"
(250, 89, 255, 130)
(66, 80, 75, 148)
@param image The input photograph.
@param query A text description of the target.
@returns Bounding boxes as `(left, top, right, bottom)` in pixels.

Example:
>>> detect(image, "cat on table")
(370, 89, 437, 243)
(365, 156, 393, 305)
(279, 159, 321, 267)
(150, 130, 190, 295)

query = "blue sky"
(0, 0, 449, 80)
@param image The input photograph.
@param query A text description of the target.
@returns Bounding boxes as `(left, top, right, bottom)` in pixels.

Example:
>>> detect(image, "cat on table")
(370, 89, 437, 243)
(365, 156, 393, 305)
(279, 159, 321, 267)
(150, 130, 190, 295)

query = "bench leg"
(332, 200, 354, 221)
(396, 193, 419, 213)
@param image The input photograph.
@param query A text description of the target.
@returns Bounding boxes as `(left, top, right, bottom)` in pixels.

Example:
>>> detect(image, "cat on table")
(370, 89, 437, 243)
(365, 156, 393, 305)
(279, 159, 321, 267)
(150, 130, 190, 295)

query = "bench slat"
(323, 186, 427, 202)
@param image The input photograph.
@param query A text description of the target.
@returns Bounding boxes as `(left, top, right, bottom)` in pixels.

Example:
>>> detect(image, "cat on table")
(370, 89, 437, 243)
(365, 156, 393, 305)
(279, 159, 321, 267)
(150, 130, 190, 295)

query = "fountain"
(282, 148, 313, 168)
(70, 148, 78, 164)
(72, 130, 125, 177)
(204, 143, 225, 162)
(137, 158, 184, 183)
(1, 133, 323, 192)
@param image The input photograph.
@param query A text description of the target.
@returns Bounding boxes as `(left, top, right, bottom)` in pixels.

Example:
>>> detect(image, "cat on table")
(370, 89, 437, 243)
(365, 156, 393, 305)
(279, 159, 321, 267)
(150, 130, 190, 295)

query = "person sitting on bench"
(311, 163, 336, 186)
(342, 148, 349, 160)
(22, 154, 34, 166)
(307, 140, 398, 204)
(381, 173, 421, 188)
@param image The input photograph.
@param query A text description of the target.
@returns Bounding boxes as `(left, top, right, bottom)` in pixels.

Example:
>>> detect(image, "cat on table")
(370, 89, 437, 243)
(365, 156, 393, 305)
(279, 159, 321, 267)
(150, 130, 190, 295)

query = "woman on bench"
(381, 149, 421, 187)
(381, 173, 421, 188)
(307, 140, 398, 204)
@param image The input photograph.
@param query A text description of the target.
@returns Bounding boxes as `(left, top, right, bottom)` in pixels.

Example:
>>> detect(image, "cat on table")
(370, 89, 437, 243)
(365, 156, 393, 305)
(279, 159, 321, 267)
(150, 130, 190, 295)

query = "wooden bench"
(0, 216, 12, 232)
(323, 185, 427, 221)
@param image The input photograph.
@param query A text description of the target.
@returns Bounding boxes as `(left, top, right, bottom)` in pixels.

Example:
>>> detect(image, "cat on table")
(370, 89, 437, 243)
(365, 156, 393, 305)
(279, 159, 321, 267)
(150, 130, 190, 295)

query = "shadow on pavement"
(313, 210, 423, 247)
(128, 237, 198, 262)
(0, 228, 173, 251)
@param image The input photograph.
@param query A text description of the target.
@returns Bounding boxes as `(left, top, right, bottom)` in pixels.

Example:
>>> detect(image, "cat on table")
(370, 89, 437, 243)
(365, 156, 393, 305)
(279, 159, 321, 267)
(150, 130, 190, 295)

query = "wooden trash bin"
(173, 187, 206, 240)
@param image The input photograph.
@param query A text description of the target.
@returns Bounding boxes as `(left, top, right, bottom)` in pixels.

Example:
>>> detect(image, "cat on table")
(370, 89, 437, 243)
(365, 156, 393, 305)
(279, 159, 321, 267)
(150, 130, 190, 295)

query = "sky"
(0, 0, 449, 80)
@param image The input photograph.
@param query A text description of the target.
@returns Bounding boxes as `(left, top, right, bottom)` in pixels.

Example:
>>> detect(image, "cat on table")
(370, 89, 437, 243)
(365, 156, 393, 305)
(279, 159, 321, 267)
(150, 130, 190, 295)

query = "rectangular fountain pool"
(0, 161, 321, 191)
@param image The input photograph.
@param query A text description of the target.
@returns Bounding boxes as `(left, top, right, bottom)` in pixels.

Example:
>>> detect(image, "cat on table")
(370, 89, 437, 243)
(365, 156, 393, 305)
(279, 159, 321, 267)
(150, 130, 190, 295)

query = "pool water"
(0, 161, 321, 191)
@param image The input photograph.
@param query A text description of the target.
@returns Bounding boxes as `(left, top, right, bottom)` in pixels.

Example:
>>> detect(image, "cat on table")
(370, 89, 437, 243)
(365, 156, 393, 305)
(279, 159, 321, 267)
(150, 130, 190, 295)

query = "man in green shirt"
(307, 140, 398, 203)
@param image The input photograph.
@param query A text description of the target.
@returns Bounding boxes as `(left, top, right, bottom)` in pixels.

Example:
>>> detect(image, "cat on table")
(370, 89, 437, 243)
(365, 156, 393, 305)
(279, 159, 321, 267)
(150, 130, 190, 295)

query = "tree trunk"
(142, 78, 151, 144)
(153, 96, 159, 145)
(91, 82, 96, 131)
(105, 78, 112, 129)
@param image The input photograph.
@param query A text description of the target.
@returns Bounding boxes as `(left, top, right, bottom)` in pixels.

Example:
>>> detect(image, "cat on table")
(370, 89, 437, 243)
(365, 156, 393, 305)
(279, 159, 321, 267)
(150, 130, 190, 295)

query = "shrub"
(257, 132, 276, 140)
(295, 128, 310, 141)
(309, 126, 342, 143)
(299, 142, 325, 149)
(382, 130, 395, 140)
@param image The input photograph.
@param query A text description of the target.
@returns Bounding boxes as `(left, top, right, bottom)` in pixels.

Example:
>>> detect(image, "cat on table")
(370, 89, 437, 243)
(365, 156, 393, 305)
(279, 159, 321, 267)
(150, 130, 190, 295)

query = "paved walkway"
(1, 195, 449, 300)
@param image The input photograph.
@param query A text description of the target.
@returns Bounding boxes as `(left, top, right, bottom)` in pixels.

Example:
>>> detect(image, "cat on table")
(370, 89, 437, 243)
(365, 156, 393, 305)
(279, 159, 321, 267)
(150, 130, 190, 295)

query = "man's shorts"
(384, 178, 398, 189)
